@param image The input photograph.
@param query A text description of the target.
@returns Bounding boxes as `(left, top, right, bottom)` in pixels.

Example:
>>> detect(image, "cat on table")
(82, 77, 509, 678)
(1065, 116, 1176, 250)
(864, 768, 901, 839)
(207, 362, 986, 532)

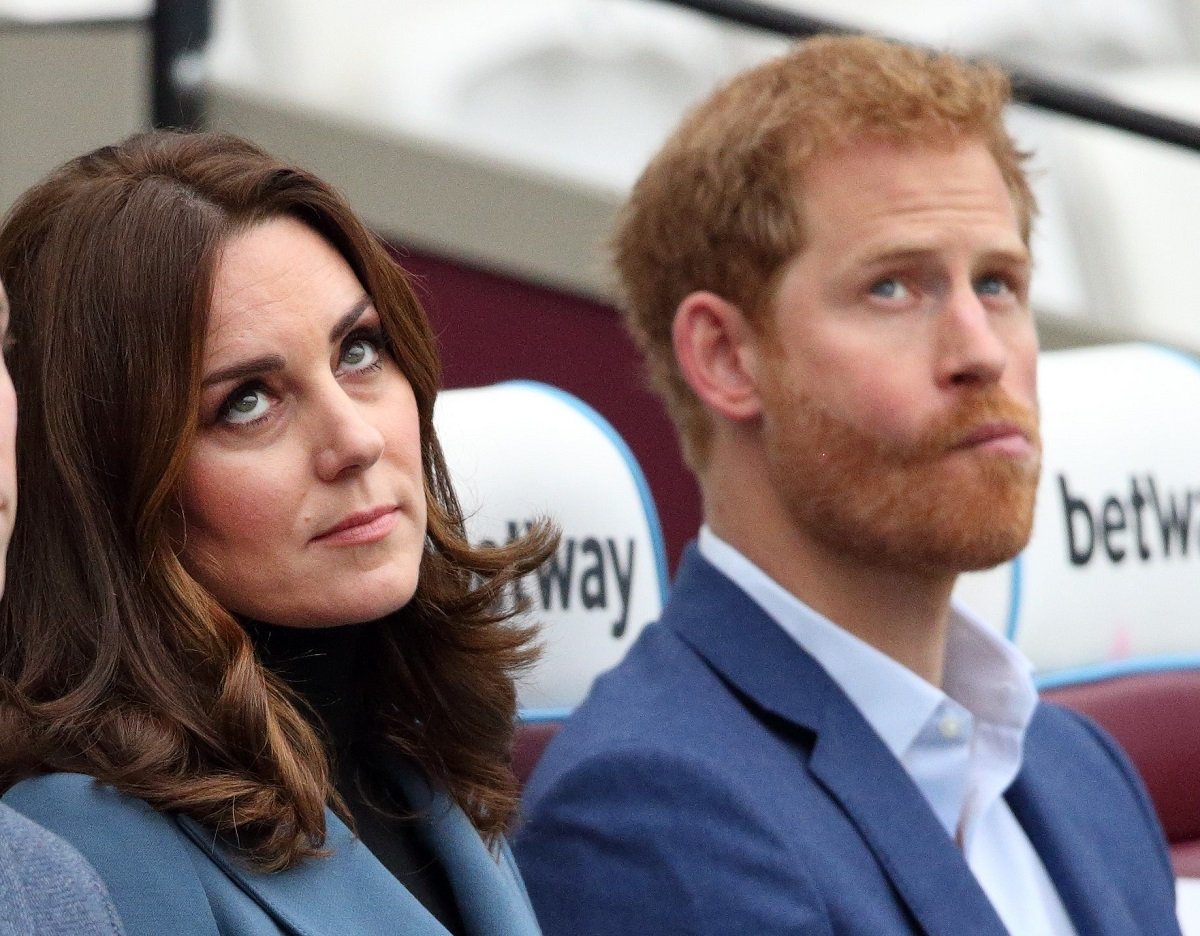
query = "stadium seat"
(953, 343, 1200, 877)
(433, 381, 668, 782)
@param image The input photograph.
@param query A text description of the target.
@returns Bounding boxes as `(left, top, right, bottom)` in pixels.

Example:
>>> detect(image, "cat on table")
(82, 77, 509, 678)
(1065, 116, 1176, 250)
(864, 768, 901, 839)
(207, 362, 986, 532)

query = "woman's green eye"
(344, 340, 369, 366)
(221, 387, 269, 425)
(340, 337, 381, 373)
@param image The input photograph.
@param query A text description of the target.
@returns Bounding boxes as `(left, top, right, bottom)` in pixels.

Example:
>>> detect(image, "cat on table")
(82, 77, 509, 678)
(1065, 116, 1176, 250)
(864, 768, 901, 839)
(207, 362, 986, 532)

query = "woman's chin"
(242, 578, 419, 629)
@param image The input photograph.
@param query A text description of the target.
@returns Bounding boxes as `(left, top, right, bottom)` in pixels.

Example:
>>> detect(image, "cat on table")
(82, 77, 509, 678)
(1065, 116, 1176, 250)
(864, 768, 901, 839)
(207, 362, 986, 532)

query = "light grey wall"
(0, 21, 149, 218)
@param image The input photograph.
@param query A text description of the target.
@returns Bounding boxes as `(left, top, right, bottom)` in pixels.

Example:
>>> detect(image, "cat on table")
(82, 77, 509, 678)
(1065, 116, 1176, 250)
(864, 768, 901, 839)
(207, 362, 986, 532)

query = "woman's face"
(179, 217, 427, 628)
(0, 282, 16, 593)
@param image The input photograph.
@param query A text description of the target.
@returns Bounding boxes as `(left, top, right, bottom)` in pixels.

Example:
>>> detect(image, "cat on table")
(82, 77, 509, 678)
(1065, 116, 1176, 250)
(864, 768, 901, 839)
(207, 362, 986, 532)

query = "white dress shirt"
(698, 527, 1077, 936)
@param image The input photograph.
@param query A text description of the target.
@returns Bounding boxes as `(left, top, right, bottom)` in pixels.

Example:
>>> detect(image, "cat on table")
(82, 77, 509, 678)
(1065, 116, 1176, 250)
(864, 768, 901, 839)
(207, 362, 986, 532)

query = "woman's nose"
(313, 387, 386, 482)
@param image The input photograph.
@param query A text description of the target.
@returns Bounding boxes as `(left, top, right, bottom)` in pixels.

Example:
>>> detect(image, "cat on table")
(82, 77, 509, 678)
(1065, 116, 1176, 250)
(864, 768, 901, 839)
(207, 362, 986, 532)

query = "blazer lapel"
(179, 762, 540, 936)
(1007, 739, 1137, 936)
(177, 809, 451, 936)
(804, 702, 1009, 936)
(667, 546, 1009, 936)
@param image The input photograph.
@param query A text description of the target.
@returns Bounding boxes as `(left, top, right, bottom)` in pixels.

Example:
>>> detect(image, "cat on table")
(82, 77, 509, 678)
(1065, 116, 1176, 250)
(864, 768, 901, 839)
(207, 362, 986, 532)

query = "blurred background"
(10, 3, 1200, 921)
(3, 0, 1200, 568)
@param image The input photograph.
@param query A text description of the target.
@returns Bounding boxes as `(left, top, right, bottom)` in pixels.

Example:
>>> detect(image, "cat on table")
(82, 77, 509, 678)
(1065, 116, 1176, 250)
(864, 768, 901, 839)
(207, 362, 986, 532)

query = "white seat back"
(434, 380, 668, 717)
(953, 343, 1200, 686)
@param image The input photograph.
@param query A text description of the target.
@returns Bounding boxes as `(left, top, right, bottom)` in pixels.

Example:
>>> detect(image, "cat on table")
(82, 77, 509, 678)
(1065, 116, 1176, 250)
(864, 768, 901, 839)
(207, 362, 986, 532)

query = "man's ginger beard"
(760, 368, 1041, 578)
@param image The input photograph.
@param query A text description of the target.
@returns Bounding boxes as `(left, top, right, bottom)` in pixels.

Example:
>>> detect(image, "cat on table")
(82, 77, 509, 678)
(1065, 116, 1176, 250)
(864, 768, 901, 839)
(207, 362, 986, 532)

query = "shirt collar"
(696, 527, 1038, 760)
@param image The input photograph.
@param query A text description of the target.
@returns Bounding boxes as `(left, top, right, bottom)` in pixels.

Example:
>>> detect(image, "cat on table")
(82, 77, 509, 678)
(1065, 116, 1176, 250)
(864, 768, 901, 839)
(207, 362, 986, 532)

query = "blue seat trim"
(518, 707, 573, 723)
(498, 380, 670, 605)
(1035, 655, 1200, 691)
(1144, 341, 1200, 374)
(1004, 553, 1023, 641)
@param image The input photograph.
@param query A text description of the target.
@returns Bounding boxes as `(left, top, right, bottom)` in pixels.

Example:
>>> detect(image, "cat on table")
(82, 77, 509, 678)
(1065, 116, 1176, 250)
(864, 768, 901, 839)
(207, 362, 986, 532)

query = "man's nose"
(934, 283, 1008, 390)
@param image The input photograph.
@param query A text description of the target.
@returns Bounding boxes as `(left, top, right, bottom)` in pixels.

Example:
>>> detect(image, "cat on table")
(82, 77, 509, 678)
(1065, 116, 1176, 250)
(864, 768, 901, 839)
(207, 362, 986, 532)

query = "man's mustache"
(868, 392, 1041, 466)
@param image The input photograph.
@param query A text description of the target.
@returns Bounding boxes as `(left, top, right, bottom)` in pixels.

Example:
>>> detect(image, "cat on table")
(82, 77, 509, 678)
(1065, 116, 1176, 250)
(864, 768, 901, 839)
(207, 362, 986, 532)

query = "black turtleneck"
(242, 619, 466, 936)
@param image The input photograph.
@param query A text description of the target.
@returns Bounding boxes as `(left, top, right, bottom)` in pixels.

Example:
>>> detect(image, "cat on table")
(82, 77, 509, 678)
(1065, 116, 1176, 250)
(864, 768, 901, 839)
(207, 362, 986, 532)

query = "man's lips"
(312, 505, 400, 545)
(953, 422, 1035, 457)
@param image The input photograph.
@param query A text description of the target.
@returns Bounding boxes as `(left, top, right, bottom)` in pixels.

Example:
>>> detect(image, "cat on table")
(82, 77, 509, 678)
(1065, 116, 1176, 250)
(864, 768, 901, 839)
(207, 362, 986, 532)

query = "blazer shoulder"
(1028, 701, 1176, 877)
(4, 772, 186, 855)
(4, 773, 220, 935)
(1030, 701, 1154, 803)
(0, 802, 125, 935)
(517, 742, 827, 935)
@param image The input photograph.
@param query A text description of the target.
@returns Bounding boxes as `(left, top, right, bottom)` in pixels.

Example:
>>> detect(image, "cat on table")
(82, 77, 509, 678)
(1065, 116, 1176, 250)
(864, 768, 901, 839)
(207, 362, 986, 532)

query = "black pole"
(651, 0, 852, 39)
(1007, 71, 1200, 152)
(653, 0, 1200, 154)
(151, 0, 212, 129)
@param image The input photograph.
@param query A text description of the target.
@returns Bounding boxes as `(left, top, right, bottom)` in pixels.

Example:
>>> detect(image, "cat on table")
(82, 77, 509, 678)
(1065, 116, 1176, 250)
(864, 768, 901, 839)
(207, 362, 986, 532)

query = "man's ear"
(673, 291, 764, 421)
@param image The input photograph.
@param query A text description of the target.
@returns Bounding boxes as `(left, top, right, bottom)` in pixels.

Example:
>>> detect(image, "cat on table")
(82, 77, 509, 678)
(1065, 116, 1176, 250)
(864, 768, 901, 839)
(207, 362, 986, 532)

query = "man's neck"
(706, 489, 957, 687)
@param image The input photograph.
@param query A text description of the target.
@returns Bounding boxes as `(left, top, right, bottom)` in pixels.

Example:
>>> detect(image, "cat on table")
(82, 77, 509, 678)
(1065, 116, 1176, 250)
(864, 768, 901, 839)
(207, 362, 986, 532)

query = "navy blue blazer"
(4, 762, 540, 936)
(516, 545, 1181, 935)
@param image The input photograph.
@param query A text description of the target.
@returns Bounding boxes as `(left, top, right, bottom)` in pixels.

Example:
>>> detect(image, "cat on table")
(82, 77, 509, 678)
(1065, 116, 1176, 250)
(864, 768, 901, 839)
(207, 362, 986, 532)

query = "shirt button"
(938, 715, 962, 740)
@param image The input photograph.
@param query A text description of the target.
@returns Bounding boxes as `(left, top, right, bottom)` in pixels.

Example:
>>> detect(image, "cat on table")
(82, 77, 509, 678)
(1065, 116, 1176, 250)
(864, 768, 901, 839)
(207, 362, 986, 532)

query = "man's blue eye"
(870, 278, 910, 300)
(976, 276, 1010, 297)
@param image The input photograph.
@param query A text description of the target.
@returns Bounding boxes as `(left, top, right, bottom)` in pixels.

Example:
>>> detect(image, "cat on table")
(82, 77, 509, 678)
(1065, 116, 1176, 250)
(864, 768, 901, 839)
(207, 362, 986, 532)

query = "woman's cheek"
(180, 451, 298, 547)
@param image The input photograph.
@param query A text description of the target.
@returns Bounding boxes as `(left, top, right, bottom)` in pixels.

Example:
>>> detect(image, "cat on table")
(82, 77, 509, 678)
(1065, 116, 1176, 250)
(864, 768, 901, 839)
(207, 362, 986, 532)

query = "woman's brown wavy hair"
(0, 130, 555, 871)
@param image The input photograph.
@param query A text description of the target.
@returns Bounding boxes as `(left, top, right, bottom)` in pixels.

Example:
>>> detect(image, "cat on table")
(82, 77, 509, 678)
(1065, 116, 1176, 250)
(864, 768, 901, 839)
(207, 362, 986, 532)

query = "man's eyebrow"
(201, 354, 286, 389)
(329, 295, 373, 344)
(983, 246, 1032, 266)
(852, 243, 1031, 269)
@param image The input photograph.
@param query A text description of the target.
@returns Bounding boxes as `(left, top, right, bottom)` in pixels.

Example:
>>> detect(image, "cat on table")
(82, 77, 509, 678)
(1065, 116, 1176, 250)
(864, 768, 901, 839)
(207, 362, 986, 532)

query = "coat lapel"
(176, 759, 539, 936)
(667, 546, 1009, 936)
(385, 758, 541, 936)
(804, 701, 1009, 936)
(177, 809, 451, 936)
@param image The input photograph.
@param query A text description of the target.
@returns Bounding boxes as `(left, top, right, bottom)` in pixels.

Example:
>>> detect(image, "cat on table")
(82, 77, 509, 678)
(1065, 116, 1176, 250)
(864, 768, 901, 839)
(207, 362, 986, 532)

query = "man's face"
(756, 137, 1040, 576)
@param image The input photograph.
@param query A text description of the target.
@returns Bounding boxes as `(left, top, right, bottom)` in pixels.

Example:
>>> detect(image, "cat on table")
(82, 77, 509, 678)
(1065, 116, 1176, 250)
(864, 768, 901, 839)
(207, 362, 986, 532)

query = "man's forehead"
(794, 139, 1025, 247)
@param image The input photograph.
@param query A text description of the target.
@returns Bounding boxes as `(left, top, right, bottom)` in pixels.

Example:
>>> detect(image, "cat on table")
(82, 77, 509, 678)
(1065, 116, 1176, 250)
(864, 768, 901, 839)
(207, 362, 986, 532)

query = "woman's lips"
(312, 505, 400, 545)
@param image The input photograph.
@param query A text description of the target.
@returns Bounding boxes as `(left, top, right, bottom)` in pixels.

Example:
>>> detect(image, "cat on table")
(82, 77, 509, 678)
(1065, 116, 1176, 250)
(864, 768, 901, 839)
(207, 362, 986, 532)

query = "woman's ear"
(672, 291, 764, 422)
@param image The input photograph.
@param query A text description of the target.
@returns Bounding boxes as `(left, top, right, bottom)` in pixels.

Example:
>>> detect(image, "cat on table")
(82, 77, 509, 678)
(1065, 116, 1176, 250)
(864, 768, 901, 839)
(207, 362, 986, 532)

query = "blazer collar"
(667, 545, 1009, 936)
(177, 757, 539, 936)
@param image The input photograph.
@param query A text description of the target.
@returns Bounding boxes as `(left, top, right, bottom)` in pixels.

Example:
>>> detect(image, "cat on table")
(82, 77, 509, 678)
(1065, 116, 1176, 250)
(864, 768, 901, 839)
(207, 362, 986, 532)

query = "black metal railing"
(152, 0, 1200, 150)
(152, 0, 211, 129)
(654, 0, 1200, 153)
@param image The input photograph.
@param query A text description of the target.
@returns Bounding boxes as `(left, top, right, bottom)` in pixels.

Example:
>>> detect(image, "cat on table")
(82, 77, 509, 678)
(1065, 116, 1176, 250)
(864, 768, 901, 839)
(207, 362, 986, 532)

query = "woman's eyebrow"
(200, 296, 374, 390)
(201, 354, 285, 389)
(329, 295, 373, 344)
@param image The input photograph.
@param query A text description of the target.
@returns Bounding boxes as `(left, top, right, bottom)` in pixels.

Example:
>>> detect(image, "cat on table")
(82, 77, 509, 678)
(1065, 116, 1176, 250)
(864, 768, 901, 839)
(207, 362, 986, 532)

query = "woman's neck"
(241, 618, 372, 766)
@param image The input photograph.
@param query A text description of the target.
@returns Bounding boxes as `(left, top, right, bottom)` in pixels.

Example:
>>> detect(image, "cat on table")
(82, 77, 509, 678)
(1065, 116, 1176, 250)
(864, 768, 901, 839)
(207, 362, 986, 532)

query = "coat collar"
(386, 753, 541, 936)
(666, 545, 1009, 936)
(176, 757, 539, 936)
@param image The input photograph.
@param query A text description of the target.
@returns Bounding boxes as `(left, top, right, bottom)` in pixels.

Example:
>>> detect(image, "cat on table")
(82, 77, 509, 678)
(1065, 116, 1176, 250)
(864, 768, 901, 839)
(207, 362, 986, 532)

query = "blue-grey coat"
(3, 762, 540, 936)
